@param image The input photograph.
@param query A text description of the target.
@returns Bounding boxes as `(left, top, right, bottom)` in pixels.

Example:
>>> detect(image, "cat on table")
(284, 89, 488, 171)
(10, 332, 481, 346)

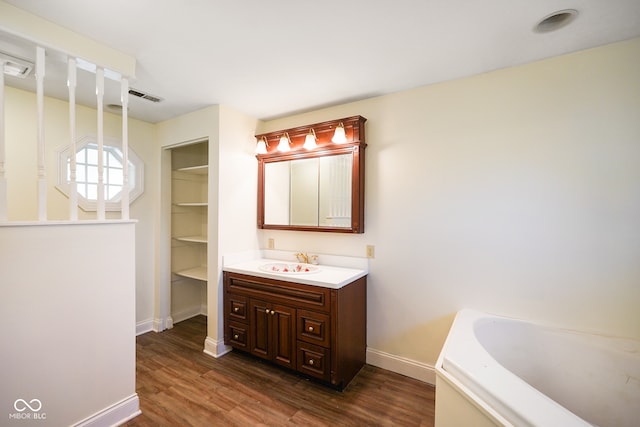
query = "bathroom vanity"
(223, 258, 367, 389)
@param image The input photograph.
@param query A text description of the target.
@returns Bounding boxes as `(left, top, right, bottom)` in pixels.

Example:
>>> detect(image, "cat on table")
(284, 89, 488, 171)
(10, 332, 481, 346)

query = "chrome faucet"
(295, 252, 309, 264)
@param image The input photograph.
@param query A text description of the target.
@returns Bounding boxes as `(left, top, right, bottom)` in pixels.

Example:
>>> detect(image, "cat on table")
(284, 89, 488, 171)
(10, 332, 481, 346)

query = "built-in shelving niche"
(170, 141, 208, 323)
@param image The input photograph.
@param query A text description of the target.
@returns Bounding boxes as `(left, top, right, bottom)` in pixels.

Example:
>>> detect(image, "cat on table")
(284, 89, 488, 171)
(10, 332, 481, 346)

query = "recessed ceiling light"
(534, 9, 578, 33)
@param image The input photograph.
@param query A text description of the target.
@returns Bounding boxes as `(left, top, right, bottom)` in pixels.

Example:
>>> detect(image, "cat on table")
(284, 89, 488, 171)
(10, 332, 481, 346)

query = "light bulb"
(303, 129, 317, 150)
(331, 122, 347, 144)
(255, 137, 268, 154)
(277, 133, 291, 152)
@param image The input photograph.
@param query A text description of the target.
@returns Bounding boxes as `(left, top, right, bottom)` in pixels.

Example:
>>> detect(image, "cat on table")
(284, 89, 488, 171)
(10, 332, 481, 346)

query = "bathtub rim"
(435, 310, 514, 427)
(435, 309, 594, 427)
(435, 351, 513, 427)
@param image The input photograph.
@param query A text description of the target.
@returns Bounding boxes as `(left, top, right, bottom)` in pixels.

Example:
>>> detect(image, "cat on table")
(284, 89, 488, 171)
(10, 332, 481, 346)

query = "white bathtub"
(435, 310, 640, 427)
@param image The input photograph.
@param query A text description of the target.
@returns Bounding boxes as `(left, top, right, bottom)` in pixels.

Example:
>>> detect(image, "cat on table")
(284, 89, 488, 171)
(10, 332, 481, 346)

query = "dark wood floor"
(125, 316, 435, 426)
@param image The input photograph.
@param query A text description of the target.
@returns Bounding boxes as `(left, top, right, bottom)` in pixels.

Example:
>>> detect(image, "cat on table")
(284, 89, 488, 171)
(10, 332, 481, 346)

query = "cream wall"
(4, 36, 638, 387)
(156, 105, 258, 353)
(1, 222, 139, 426)
(257, 37, 640, 370)
(215, 105, 261, 339)
(155, 106, 220, 332)
(4, 86, 157, 329)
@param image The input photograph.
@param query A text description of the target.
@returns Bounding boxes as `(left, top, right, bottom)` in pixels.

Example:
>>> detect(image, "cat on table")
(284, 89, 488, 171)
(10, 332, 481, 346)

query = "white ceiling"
(2, 0, 640, 123)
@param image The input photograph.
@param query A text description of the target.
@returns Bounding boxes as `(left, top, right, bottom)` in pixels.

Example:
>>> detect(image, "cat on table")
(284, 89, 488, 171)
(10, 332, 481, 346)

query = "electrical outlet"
(366, 245, 375, 259)
(268, 238, 275, 249)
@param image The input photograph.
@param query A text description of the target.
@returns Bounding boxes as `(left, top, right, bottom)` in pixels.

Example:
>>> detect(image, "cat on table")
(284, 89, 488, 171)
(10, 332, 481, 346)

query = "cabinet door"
(271, 304, 296, 369)
(248, 299, 296, 369)
(249, 299, 271, 360)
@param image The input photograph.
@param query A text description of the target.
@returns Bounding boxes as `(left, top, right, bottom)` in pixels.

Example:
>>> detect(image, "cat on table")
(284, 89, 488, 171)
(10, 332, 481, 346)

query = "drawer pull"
(308, 326, 314, 332)
(234, 307, 239, 312)
(309, 359, 314, 365)
(233, 334, 239, 340)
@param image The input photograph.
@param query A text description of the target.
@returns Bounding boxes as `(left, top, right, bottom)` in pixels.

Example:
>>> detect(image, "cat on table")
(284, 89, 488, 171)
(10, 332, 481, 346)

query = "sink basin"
(259, 262, 320, 274)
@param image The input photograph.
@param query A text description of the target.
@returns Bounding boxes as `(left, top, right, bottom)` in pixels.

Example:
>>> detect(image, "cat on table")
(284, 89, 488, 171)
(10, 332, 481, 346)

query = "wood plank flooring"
(125, 316, 435, 426)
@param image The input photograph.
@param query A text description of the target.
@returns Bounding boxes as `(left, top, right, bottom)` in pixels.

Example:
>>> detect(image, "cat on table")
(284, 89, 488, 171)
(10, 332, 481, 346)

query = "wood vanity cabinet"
(223, 271, 367, 390)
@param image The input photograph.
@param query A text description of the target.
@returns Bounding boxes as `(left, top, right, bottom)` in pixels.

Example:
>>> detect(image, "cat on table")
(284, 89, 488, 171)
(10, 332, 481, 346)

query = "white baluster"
(0, 59, 6, 222)
(36, 47, 47, 221)
(120, 77, 129, 220)
(96, 67, 105, 220)
(67, 58, 78, 220)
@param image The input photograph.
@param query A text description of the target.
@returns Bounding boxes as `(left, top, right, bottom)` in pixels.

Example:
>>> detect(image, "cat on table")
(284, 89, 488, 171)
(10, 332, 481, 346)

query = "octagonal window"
(57, 136, 144, 211)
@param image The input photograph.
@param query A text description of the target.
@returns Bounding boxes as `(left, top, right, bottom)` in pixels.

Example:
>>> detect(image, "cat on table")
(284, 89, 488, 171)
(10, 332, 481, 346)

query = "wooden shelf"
(175, 202, 208, 207)
(175, 165, 208, 174)
(174, 266, 207, 281)
(174, 235, 207, 243)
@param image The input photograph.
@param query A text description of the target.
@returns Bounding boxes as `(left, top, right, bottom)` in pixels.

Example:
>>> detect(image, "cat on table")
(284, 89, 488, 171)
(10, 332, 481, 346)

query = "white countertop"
(223, 251, 368, 289)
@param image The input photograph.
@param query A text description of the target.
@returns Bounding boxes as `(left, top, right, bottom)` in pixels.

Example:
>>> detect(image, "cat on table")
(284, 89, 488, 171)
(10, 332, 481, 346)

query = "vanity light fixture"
(331, 122, 347, 144)
(303, 129, 317, 150)
(255, 136, 268, 154)
(255, 115, 364, 157)
(277, 132, 292, 152)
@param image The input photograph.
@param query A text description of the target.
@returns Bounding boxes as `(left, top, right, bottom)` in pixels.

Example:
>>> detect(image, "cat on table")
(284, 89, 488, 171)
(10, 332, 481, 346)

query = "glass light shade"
(331, 123, 347, 144)
(255, 137, 268, 154)
(277, 133, 291, 152)
(303, 130, 317, 150)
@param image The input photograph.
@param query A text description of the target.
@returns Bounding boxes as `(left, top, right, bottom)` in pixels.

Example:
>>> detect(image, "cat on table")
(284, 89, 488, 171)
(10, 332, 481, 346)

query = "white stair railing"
(0, 57, 6, 222)
(67, 57, 78, 220)
(121, 77, 130, 220)
(96, 67, 105, 220)
(36, 46, 47, 221)
(0, 42, 132, 223)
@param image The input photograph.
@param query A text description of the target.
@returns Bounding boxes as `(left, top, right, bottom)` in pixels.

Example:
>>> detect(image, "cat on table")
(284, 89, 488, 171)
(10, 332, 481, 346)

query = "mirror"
(257, 116, 366, 233)
(264, 153, 353, 227)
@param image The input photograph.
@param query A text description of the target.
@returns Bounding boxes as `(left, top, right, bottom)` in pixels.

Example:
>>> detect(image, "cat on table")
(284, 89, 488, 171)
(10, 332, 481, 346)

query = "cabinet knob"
(308, 326, 314, 332)
(270, 310, 275, 315)
(234, 307, 239, 312)
(233, 334, 239, 340)
(309, 359, 314, 365)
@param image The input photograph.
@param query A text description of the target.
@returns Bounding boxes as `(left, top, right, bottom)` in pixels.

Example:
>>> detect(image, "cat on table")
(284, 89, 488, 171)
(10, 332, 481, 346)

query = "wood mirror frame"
(256, 115, 367, 233)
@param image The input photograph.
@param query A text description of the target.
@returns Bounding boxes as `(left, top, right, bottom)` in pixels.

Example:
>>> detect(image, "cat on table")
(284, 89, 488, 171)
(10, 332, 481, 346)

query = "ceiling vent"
(128, 88, 164, 103)
(0, 51, 34, 79)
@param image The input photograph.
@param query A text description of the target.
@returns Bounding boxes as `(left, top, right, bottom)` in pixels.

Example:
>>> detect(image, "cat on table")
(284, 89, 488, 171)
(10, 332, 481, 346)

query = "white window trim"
(56, 135, 145, 212)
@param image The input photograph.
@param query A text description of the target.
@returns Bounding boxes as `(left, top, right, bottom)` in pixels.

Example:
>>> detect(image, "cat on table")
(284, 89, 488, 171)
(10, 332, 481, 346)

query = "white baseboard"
(366, 347, 436, 386)
(136, 319, 154, 336)
(203, 336, 232, 358)
(153, 316, 173, 332)
(73, 394, 140, 427)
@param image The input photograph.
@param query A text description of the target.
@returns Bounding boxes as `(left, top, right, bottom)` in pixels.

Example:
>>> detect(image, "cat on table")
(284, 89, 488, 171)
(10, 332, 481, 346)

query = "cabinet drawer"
(225, 273, 331, 312)
(226, 293, 248, 323)
(297, 309, 330, 347)
(297, 341, 330, 382)
(227, 321, 248, 350)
